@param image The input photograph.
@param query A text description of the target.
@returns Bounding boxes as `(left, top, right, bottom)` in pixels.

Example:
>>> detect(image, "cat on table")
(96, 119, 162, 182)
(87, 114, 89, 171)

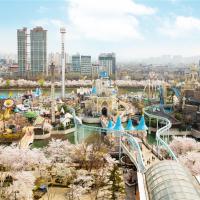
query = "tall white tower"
(50, 62, 55, 123)
(60, 27, 66, 99)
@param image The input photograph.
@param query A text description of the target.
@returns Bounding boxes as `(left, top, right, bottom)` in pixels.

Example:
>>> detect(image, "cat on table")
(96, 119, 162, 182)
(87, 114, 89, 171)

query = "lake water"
(32, 124, 157, 148)
(0, 87, 144, 98)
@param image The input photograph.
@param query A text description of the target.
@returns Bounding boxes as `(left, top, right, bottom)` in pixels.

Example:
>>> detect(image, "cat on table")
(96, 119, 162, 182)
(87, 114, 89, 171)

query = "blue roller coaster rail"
(159, 86, 165, 105)
(158, 86, 180, 105)
(171, 87, 181, 97)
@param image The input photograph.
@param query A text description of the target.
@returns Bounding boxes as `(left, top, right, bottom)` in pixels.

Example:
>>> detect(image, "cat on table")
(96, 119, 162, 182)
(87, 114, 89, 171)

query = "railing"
(120, 131, 146, 172)
(144, 106, 177, 161)
(75, 123, 146, 173)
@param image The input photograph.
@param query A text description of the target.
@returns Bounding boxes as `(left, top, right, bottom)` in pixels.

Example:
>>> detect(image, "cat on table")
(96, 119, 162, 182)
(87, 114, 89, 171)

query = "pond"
(32, 125, 157, 149)
(31, 132, 75, 148)
(0, 87, 144, 98)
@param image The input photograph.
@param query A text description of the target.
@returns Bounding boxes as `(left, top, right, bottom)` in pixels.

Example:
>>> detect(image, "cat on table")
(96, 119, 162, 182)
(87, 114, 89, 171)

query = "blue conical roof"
(113, 116, 124, 131)
(0, 96, 6, 99)
(38, 88, 42, 96)
(14, 108, 19, 113)
(107, 119, 114, 130)
(91, 87, 97, 95)
(125, 118, 136, 131)
(136, 115, 148, 131)
(35, 88, 42, 96)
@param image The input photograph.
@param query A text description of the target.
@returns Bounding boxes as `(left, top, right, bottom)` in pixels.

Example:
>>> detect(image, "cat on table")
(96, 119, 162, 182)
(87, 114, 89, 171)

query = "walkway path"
(19, 127, 34, 149)
(169, 128, 191, 136)
(40, 187, 65, 200)
(141, 143, 159, 168)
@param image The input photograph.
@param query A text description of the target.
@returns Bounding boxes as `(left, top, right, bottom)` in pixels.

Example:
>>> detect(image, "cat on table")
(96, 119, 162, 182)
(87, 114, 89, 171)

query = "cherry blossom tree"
(169, 137, 199, 156)
(168, 137, 200, 175)
(44, 139, 74, 164)
(0, 145, 48, 200)
(179, 152, 200, 175)
(0, 134, 121, 200)
(71, 141, 111, 171)
(0, 145, 48, 171)
(67, 171, 93, 200)
(5, 171, 35, 200)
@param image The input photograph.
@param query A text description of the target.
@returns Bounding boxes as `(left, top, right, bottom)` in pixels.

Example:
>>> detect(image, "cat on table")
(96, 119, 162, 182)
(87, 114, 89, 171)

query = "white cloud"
(67, 0, 156, 41)
(31, 18, 50, 27)
(31, 19, 66, 28)
(50, 19, 66, 28)
(159, 16, 200, 38)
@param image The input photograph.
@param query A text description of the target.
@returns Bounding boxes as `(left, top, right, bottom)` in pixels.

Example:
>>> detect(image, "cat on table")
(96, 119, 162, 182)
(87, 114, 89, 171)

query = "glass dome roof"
(145, 161, 200, 200)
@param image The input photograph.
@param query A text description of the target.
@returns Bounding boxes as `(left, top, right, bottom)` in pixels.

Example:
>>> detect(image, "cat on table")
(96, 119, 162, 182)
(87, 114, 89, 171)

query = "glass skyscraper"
(17, 27, 27, 76)
(72, 54, 81, 72)
(81, 55, 92, 76)
(30, 27, 47, 76)
(98, 53, 116, 76)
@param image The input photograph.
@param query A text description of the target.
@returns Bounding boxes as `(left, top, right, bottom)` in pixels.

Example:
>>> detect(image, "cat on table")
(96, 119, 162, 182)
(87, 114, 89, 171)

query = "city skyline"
(1, 0, 200, 61)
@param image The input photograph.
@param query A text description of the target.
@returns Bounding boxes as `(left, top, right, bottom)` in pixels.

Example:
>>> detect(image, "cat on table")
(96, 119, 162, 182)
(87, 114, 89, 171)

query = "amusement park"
(2, 0, 200, 198)
(0, 65, 200, 200)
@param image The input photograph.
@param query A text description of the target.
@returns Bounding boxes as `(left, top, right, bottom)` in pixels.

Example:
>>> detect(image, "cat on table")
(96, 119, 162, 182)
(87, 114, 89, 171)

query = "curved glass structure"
(145, 161, 200, 200)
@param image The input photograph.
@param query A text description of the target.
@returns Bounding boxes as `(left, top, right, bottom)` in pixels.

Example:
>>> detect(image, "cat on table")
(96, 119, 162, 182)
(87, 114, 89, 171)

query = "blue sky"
(1, 0, 200, 61)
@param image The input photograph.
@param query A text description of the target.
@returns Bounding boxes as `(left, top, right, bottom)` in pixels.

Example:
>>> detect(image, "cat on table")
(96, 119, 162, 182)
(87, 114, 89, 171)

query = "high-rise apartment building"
(81, 55, 92, 76)
(72, 54, 80, 72)
(17, 27, 27, 76)
(98, 53, 116, 76)
(30, 27, 47, 76)
(92, 63, 100, 77)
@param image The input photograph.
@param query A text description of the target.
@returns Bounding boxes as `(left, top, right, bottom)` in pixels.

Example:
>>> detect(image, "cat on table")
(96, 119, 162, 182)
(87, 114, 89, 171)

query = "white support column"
(50, 63, 55, 123)
(149, 117, 151, 134)
(83, 126, 85, 141)
(75, 129, 78, 144)
(119, 132, 122, 162)
(157, 118, 158, 131)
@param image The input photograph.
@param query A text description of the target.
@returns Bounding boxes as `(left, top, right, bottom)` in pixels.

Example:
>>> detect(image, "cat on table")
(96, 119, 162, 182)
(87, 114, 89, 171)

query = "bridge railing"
(74, 123, 146, 173)
(144, 106, 177, 161)
(120, 131, 146, 172)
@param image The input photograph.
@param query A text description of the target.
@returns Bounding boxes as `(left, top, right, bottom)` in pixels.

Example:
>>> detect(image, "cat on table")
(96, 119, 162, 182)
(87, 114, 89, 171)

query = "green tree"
(5, 79, 10, 87)
(58, 104, 69, 113)
(108, 164, 124, 200)
(38, 79, 45, 87)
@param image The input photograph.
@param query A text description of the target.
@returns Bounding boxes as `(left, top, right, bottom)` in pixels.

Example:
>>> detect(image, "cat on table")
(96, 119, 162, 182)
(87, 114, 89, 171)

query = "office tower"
(72, 54, 80, 72)
(30, 27, 47, 76)
(17, 27, 27, 76)
(81, 55, 92, 76)
(98, 53, 116, 76)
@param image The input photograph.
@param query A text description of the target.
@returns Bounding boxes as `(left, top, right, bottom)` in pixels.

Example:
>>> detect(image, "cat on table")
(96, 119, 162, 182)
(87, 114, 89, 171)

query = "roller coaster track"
(144, 106, 177, 161)
(69, 105, 177, 173)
